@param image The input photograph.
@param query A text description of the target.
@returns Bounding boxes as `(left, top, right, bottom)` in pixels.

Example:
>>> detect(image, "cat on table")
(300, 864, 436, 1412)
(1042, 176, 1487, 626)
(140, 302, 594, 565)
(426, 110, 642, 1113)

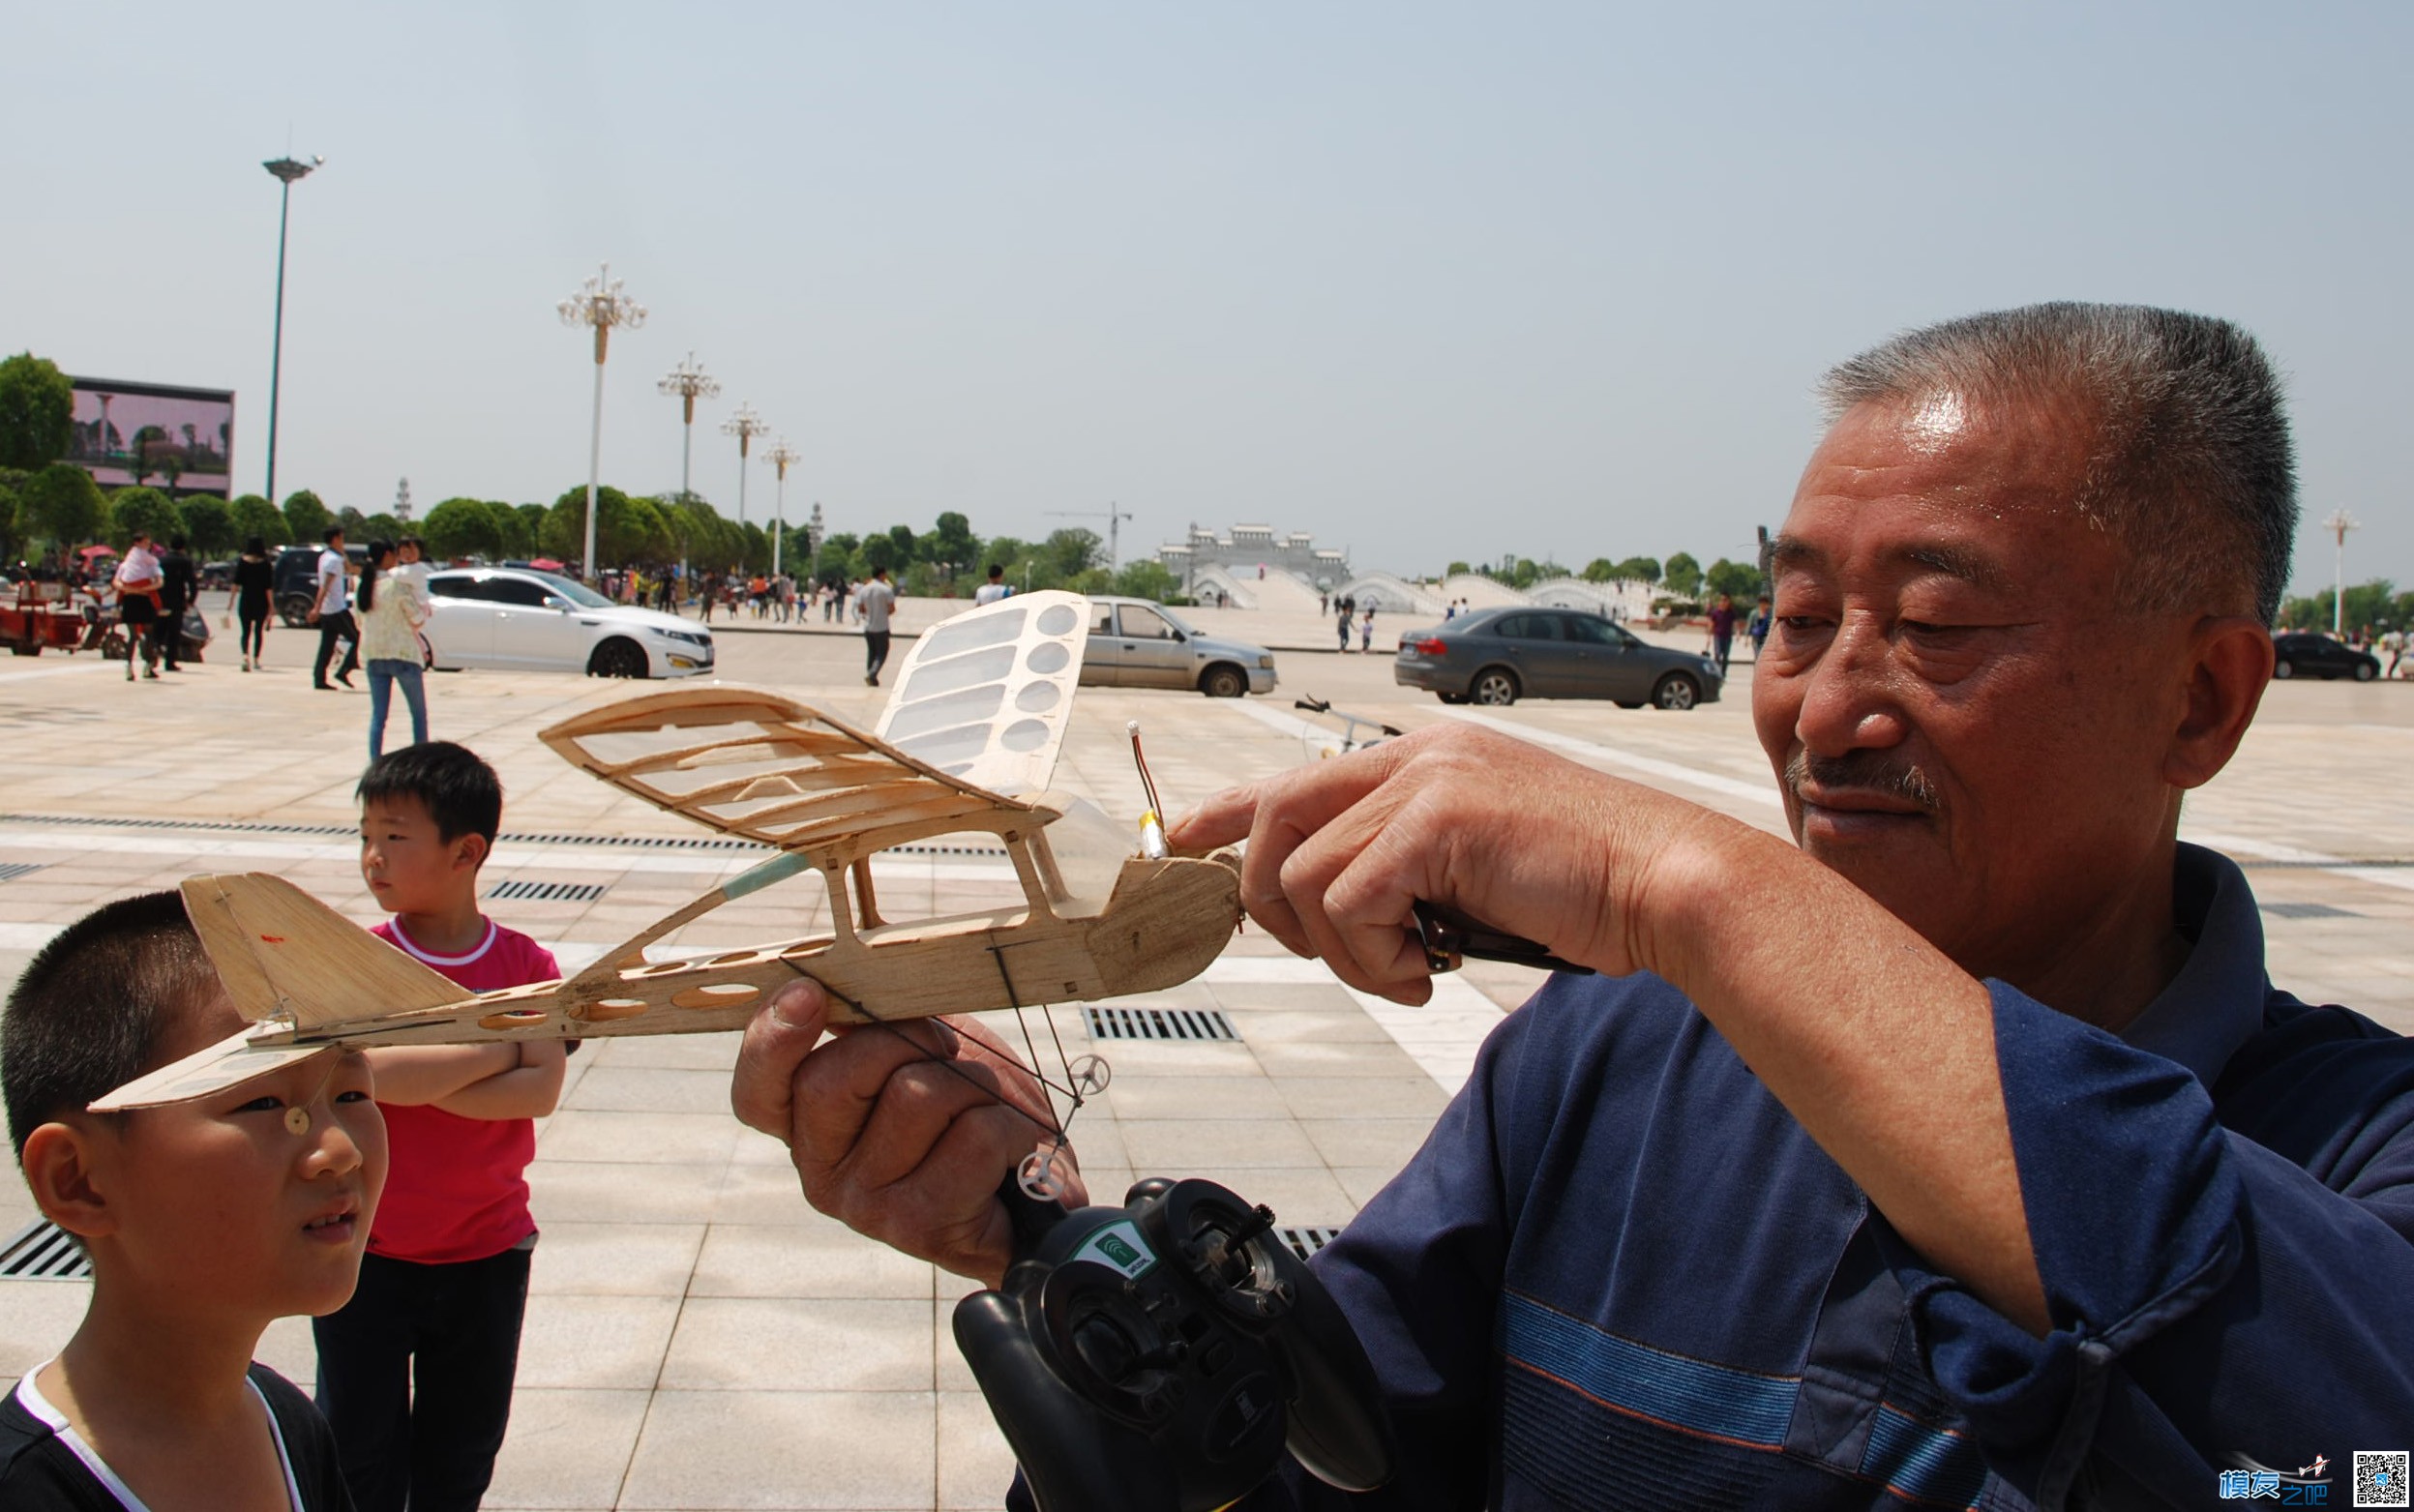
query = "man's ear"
(19, 1121, 118, 1243)
(2165, 616, 2273, 791)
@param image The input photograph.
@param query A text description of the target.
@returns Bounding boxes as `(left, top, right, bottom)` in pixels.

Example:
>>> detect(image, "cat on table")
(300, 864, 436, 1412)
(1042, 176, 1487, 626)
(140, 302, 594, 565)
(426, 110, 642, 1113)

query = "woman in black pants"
(233, 535, 274, 671)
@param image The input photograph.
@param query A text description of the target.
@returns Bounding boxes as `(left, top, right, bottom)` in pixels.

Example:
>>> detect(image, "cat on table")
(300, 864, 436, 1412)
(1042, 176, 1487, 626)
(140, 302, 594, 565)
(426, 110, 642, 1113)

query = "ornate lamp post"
(558, 263, 646, 579)
(657, 352, 720, 502)
(2324, 509, 2359, 637)
(762, 437, 803, 577)
(720, 400, 772, 534)
(260, 154, 322, 506)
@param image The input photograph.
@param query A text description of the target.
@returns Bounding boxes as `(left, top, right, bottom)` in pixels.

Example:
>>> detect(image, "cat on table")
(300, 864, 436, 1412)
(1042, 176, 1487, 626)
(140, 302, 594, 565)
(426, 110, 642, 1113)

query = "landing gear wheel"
(1652, 673, 1700, 711)
(1018, 1145, 1074, 1201)
(1067, 1054, 1113, 1099)
(1472, 670, 1518, 706)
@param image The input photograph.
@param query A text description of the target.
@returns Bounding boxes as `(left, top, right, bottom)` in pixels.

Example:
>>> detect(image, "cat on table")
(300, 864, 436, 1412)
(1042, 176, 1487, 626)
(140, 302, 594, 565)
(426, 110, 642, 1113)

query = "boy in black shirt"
(0, 891, 388, 1509)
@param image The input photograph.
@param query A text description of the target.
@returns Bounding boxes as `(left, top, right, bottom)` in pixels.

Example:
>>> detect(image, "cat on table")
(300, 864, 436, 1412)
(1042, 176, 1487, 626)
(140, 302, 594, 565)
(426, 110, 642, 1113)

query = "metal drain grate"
(1, 1220, 92, 1281)
(0, 862, 46, 883)
(1083, 1005, 1240, 1043)
(487, 879, 610, 904)
(0, 813, 1008, 861)
(2261, 901, 2357, 919)
(1275, 1226, 1343, 1263)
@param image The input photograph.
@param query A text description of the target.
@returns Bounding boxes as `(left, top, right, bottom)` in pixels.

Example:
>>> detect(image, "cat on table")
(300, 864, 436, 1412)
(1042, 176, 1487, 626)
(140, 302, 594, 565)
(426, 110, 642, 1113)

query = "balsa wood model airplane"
(95, 592, 1243, 1147)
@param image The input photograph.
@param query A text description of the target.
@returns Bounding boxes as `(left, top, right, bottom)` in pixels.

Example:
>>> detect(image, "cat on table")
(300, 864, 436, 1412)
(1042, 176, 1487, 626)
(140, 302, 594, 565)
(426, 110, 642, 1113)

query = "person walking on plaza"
(358, 541, 432, 758)
(233, 534, 274, 671)
(856, 566, 897, 686)
(975, 564, 1010, 606)
(156, 534, 195, 671)
(1708, 590, 1738, 673)
(311, 526, 359, 691)
(110, 531, 164, 682)
(1748, 593, 1773, 662)
(1336, 596, 1353, 652)
(1360, 603, 1376, 652)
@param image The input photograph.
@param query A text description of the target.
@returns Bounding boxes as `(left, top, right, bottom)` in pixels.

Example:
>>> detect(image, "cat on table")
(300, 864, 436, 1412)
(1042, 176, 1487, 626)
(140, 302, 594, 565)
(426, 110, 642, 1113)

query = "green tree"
(108, 488, 183, 549)
(1705, 557, 1765, 602)
(178, 494, 235, 556)
(858, 532, 899, 575)
(229, 493, 288, 548)
(1040, 528, 1102, 583)
(1581, 558, 1617, 582)
(283, 489, 332, 543)
(0, 477, 20, 563)
(512, 504, 549, 559)
(1113, 559, 1183, 602)
(1614, 556, 1662, 586)
(1662, 551, 1703, 600)
(926, 511, 977, 579)
(886, 523, 918, 564)
(2281, 578, 2401, 635)
(422, 496, 503, 561)
(1445, 560, 1471, 578)
(0, 354, 75, 471)
(22, 462, 106, 548)
(361, 514, 403, 545)
(336, 506, 370, 539)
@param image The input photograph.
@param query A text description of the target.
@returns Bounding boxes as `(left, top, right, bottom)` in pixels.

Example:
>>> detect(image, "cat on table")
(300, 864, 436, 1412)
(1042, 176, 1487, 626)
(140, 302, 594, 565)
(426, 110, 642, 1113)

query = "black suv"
(274, 544, 368, 626)
(2272, 632, 2381, 681)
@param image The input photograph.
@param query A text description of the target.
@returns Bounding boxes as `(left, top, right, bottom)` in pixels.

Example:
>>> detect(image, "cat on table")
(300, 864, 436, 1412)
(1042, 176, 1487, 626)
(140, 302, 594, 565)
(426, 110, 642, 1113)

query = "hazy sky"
(7, 3, 2407, 593)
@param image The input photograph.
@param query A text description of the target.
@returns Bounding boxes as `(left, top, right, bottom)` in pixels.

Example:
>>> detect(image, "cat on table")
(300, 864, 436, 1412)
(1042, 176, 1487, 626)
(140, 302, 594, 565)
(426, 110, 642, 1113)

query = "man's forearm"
(1633, 816, 2048, 1334)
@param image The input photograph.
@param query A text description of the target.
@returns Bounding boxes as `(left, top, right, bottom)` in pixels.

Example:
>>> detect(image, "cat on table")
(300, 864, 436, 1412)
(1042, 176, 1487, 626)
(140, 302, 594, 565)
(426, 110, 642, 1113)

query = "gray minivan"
(1082, 596, 1278, 697)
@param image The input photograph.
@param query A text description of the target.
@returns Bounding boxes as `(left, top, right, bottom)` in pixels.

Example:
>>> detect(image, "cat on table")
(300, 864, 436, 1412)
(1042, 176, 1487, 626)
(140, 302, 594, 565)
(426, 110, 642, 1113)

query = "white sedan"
(422, 568, 715, 678)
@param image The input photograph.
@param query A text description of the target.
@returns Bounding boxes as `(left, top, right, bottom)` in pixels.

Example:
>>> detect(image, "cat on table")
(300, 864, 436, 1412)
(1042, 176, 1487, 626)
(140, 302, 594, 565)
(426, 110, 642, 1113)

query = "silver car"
(1393, 607, 1721, 709)
(1081, 596, 1278, 697)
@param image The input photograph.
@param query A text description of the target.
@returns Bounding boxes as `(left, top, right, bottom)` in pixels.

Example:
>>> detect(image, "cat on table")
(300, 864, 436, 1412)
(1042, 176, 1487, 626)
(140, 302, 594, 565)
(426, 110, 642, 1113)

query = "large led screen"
(68, 377, 236, 496)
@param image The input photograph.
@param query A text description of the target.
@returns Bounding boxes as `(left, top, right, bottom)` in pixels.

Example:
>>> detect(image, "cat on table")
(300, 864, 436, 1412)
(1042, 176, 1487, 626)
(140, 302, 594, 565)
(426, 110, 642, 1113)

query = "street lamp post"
(2325, 508, 2360, 637)
(657, 352, 720, 502)
(721, 400, 772, 538)
(557, 263, 647, 580)
(260, 154, 322, 506)
(763, 438, 803, 578)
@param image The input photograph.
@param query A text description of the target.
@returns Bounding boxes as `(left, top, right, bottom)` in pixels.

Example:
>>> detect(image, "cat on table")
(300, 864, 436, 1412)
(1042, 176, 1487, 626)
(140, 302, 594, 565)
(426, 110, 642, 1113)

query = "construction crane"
(1047, 504, 1135, 573)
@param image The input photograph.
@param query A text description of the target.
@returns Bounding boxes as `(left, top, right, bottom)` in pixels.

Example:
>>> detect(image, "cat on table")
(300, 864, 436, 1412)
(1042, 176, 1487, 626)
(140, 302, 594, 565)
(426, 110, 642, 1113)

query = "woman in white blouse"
(357, 539, 432, 757)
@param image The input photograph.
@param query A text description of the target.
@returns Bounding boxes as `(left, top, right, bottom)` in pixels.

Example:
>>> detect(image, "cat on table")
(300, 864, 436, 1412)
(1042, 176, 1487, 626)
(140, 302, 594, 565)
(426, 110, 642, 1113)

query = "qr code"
(2358, 1450, 2411, 1509)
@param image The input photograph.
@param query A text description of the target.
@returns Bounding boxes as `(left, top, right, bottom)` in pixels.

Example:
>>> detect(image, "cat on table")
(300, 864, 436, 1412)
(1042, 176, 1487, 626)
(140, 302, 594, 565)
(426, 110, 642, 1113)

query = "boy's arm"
(432, 1040, 568, 1120)
(365, 1044, 519, 1106)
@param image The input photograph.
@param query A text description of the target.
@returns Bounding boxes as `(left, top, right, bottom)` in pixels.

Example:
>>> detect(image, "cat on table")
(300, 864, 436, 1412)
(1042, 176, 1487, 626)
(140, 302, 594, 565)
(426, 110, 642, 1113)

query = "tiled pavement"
(0, 604, 2407, 1508)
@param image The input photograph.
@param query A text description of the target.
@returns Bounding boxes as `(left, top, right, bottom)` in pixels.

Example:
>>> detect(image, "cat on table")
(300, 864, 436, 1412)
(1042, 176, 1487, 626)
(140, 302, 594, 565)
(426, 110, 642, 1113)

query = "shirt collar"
(2115, 842, 2270, 1086)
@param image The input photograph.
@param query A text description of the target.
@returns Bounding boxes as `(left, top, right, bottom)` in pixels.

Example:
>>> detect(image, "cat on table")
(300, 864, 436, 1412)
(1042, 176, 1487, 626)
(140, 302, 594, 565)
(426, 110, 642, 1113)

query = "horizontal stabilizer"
(180, 874, 468, 1028)
(87, 1025, 327, 1112)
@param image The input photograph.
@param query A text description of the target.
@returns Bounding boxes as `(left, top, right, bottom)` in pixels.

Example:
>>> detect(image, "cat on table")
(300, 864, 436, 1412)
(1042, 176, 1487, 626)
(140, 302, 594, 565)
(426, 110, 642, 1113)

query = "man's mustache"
(1783, 750, 1941, 813)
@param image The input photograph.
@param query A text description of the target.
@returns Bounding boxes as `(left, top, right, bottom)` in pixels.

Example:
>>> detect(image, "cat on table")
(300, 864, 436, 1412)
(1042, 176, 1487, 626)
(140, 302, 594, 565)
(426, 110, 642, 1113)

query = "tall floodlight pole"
(557, 263, 647, 581)
(763, 438, 803, 578)
(2325, 509, 2360, 637)
(657, 352, 720, 501)
(260, 154, 323, 506)
(721, 400, 772, 534)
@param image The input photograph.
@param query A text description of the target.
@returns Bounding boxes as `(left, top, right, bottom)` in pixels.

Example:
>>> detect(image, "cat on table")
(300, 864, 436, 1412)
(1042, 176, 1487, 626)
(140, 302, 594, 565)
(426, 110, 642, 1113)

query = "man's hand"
(1168, 724, 1714, 1001)
(731, 980, 1088, 1288)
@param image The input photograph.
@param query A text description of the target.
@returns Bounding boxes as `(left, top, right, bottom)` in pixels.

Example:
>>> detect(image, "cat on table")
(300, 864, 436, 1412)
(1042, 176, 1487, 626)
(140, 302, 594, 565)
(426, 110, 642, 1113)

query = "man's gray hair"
(1821, 302, 2297, 625)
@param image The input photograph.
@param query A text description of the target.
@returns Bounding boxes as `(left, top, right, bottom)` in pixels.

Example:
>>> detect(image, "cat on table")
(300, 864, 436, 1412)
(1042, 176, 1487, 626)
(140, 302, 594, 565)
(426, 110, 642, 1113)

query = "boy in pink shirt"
(313, 742, 567, 1512)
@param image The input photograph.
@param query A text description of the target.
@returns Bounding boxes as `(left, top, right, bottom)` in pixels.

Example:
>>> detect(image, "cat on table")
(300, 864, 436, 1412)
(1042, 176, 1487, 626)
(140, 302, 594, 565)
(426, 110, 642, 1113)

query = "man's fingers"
(1166, 785, 1258, 853)
(730, 979, 834, 1138)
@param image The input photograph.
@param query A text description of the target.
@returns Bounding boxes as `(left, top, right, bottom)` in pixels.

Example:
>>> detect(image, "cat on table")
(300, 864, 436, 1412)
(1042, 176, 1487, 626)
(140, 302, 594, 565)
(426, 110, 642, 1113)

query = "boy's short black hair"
(3, 892, 219, 1157)
(356, 741, 503, 846)
(322, 524, 343, 545)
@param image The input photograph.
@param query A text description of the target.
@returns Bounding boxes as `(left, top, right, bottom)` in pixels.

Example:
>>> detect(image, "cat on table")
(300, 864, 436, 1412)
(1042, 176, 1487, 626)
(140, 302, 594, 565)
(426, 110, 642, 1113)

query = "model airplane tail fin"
(181, 873, 471, 1027)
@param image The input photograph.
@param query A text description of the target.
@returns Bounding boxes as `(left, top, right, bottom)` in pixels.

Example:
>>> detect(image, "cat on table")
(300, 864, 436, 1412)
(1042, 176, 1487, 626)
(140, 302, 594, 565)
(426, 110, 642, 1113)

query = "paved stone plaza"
(0, 599, 2407, 1509)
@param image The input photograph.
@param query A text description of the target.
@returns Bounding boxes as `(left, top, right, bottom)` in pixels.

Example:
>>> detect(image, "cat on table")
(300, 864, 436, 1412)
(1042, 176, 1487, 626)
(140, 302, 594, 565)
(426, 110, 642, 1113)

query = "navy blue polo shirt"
(1226, 845, 2414, 1509)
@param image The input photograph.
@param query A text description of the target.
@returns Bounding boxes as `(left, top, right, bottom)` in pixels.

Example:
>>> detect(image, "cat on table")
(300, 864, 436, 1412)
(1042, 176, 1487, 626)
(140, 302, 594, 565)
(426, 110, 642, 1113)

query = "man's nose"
(1794, 614, 1911, 756)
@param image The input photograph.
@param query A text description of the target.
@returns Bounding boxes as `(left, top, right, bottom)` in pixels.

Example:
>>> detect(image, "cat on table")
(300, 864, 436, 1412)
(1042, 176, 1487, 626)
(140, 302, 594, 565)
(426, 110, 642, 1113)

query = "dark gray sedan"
(1393, 607, 1723, 709)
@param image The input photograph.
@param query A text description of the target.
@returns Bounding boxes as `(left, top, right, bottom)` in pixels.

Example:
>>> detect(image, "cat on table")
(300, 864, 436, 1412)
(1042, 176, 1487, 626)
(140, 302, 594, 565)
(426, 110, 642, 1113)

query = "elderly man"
(731, 304, 2414, 1508)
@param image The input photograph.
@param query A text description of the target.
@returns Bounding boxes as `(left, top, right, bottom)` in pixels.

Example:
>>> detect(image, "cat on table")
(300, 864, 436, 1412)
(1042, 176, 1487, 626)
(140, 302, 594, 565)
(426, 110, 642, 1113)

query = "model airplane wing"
(540, 685, 1032, 853)
(872, 590, 1089, 798)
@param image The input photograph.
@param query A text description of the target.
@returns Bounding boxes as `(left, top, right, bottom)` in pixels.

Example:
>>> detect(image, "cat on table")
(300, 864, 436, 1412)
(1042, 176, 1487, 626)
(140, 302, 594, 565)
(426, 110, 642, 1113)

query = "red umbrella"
(529, 557, 566, 572)
(76, 544, 118, 560)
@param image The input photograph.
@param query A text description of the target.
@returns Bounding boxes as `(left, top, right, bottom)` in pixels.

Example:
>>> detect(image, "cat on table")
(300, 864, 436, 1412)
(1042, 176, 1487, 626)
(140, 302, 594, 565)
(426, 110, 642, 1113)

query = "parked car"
(1080, 597, 1277, 697)
(272, 544, 368, 626)
(1394, 607, 1722, 709)
(423, 567, 714, 678)
(2271, 631, 2380, 681)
